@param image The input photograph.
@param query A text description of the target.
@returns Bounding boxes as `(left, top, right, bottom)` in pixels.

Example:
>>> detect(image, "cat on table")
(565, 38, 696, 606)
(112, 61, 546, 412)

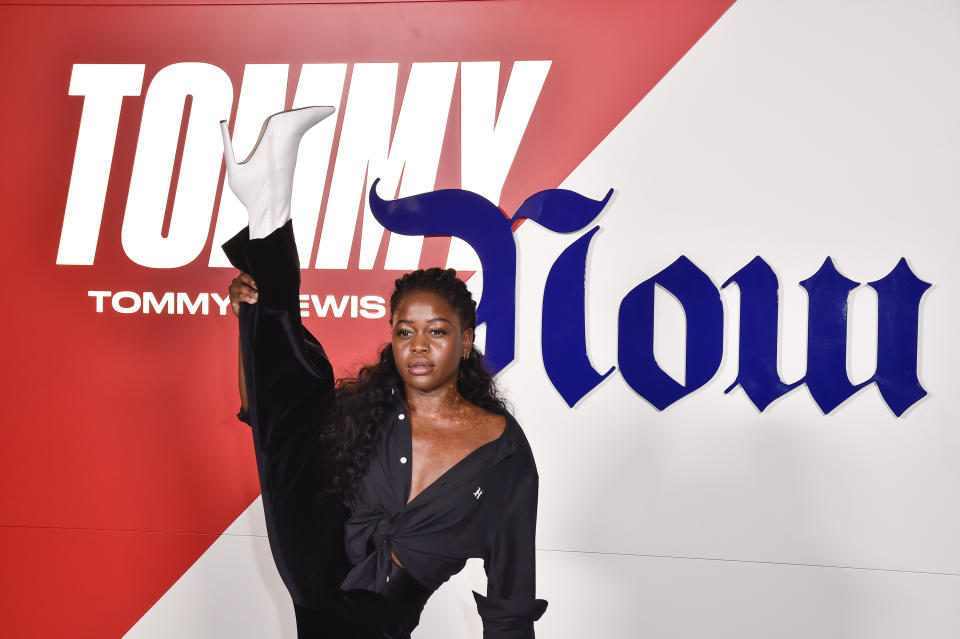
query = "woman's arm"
(229, 272, 258, 412)
(474, 468, 548, 638)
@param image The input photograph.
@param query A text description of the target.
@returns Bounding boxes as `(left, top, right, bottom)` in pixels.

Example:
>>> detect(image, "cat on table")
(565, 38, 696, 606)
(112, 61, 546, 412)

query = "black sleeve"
(473, 465, 548, 638)
(222, 221, 349, 607)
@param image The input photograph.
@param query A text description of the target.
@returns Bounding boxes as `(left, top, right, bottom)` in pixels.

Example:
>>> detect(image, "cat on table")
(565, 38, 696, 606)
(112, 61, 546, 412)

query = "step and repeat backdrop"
(2, 0, 959, 637)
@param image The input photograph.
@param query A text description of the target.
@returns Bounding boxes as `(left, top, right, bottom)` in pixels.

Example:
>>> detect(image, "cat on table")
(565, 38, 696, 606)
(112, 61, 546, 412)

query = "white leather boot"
(220, 106, 335, 239)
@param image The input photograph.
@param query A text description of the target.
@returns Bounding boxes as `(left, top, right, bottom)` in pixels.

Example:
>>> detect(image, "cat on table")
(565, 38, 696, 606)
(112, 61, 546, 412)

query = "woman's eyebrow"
(395, 317, 452, 325)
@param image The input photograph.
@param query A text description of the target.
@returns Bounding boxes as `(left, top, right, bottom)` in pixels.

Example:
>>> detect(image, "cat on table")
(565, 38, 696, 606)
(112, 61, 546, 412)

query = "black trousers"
(223, 224, 430, 638)
(294, 562, 430, 638)
(295, 593, 416, 639)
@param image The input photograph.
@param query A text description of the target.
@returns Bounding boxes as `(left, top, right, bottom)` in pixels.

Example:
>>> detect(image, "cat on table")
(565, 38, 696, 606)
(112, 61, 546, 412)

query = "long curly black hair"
(322, 267, 506, 503)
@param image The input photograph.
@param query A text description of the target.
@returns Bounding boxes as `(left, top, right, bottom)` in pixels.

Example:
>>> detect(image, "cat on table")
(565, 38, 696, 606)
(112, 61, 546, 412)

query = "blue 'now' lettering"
(369, 181, 930, 417)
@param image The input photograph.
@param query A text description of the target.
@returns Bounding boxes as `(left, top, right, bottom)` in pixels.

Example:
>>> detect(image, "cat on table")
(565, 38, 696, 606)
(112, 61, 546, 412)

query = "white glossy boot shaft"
(220, 106, 335, 240)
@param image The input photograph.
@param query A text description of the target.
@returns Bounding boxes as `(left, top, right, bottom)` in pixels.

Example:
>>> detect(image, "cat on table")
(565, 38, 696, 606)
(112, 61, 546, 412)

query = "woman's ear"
(461, 327, 474, 359)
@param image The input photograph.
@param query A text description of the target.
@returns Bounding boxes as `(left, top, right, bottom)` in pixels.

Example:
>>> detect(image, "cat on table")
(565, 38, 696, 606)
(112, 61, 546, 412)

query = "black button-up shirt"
(343, 396, 547, 630)
(225, 222, 547, 638)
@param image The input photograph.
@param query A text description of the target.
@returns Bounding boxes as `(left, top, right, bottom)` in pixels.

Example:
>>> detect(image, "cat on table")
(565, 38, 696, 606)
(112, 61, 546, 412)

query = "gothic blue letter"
(618, 256, 723, 410)
(370, 180, 612, 374)
(799, 257, 868, 413)
(369, 180, 516, 372)
(867, 258, 931, 416)
(542, 226, 615, 407)
(723, 256, 801, 411)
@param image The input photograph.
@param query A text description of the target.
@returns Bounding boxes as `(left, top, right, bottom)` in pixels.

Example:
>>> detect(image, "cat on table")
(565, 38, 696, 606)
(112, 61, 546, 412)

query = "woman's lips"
(407, 360, 434, 375)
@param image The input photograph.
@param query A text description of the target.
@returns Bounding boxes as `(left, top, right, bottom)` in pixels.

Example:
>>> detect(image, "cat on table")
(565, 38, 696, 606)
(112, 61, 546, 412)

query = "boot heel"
(220, 120, 238, 168)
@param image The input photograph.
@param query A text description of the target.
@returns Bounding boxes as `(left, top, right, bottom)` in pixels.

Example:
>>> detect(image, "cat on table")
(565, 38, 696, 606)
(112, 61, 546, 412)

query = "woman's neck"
(404, 383, 464, 420)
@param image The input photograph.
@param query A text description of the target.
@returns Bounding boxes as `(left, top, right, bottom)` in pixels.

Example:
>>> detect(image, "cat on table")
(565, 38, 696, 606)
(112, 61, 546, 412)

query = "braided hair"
(323, 267, 506, 502)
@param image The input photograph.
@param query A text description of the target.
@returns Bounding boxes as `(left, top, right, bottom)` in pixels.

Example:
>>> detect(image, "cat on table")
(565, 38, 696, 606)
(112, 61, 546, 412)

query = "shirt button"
(400, 456, 407, 464)
(398, 413, 406, 420)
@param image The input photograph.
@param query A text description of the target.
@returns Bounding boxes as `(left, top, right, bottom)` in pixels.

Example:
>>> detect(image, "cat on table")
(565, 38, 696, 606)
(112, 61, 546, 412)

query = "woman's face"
(391, 289, 473, 395)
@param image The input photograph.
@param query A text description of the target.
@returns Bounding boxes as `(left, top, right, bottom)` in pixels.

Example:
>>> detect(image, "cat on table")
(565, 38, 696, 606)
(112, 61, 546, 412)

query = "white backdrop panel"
(504, 0, 960, 575)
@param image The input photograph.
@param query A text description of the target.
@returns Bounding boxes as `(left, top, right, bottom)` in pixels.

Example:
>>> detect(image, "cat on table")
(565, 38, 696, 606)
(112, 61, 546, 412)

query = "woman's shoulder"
(457, 399, 504, 436)
(494, 410, 539, 473)
(460, 401, 536, 462)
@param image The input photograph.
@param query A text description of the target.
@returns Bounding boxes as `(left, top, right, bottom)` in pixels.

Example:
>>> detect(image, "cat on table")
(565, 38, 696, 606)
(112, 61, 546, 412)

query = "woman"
(222, 108, 546, 638)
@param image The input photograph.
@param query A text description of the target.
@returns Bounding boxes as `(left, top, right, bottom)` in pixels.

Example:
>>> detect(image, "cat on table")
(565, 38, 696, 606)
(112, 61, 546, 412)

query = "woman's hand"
(229, 272, 258, 317)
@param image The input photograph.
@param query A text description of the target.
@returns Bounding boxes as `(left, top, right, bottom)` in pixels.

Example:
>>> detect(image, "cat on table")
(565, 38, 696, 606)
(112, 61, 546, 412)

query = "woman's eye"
(431, 329, 447, 336)
(396, 329, 412, 337)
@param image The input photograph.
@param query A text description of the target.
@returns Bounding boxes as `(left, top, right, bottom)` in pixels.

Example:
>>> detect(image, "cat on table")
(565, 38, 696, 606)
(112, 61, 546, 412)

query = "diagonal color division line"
(536, 547, 960, 579)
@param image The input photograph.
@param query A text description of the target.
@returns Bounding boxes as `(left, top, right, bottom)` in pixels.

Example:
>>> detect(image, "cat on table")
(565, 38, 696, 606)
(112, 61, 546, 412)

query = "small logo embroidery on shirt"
(473, 487, 483, 500)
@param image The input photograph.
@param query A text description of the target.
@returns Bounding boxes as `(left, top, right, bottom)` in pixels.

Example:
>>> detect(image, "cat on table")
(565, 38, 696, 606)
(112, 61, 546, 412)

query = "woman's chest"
(408, 431, 480, 497)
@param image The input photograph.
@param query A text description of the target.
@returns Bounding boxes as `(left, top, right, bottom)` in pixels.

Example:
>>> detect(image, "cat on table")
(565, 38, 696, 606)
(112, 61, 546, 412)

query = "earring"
(461, 352, 469, 360)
